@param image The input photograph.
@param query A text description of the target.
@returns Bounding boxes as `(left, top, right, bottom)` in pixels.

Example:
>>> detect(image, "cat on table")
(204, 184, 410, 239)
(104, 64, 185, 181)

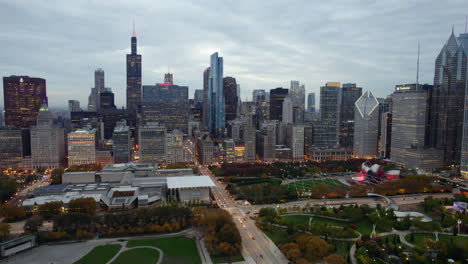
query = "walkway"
(105, 242, 163, 264)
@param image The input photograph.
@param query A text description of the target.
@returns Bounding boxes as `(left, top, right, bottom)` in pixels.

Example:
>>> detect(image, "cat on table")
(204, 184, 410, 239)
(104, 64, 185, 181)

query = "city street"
(202, 166, 288, 264)
(7, 175, 50, 206)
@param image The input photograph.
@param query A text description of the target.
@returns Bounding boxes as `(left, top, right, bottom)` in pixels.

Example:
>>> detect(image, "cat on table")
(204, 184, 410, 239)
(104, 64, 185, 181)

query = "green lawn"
(74, 244, 122, 264)
(263, 226, 288, 245)
(285, 179, 347, 192)
(111, 248, 160, 264)
(127, 237, 201, 264)
(212, 255, 244, 264)
(405, 233, 468, 249)
(280, 215, 373, 235)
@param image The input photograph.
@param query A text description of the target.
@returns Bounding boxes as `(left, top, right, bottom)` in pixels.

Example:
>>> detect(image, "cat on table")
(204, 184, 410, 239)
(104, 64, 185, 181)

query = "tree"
(68, 197, 96, 215)
(0, 223, 11, 241)
(24, 215, 43, 233)
(280, 242, 302, 261)
(38, 201, 64, 219)
(0, 178, 18, 203)
(0, 204, 26, 221)
(50, 168, 64, 185)
(296, 235, 330, 261)
(323, 254, 347, 264)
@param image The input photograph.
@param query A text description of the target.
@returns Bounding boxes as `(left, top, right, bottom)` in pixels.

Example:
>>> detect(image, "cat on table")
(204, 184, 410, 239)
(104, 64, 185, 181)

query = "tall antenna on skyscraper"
(465, 15, 467, 33)
(132, 20, 136, 37)
(416, 43, 420, 91)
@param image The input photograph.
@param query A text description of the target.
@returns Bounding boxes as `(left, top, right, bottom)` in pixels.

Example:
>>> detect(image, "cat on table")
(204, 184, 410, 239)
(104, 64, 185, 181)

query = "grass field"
(74, 244, 122, 264)
(110, 248, 159, 264)
(280, 215, 373, 235)
(127, 237, 201, 264)
(285, 179, 347, 191)
(263, 226, 288, 245)
(404, 233, 468, 249)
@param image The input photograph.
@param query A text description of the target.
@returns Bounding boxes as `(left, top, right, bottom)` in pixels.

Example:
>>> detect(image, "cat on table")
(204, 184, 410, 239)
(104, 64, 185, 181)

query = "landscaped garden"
(279, 214, 373, 235)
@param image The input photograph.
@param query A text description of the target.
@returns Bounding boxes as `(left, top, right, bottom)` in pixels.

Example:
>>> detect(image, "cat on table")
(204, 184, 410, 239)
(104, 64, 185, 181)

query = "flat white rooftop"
(166, 176, 215, 189)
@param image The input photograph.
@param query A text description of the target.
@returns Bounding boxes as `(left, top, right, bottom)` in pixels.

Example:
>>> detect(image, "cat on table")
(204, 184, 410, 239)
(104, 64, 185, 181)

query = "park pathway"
(105, 241, 164, 264)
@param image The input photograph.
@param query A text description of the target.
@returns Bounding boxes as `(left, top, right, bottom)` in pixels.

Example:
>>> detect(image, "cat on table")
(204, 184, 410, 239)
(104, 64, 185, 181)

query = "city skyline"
(1, 1, 468, 108)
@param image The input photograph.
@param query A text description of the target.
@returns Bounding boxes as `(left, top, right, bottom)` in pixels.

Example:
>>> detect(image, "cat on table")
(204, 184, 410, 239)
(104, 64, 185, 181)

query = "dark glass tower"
(269, 87, 289, 121)
(431, 29, 467, 166)
(126, 25, 142, 114)
(223, 76, 238, 123)
(339, 83, 362, 148)
(3, 75, 47, 128)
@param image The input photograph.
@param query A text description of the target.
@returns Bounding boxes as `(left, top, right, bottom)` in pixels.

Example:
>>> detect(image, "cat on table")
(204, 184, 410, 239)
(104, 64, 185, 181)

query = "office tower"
(223, 77, 238, 122)
(164, 72, 173, 85)
(253, 89, 266, 104)
(380, 112, 392, 158)
(194, 89, 203, 106)
(431, 29, 468, 166)
(307, 93, 316, 112)
(224, 139, 236, 163)
(290, 81, 305, 109)
(100, 89, 116, 109)
(353, 91, 379, 158)
(126, 24, 142, 114)
(95, 68, 105, 91)
(391, 84, 442, 170)
(196, 134, 214, 165)
(228, 119, 243, 143)
(138, 122, 167, 163)
(286, 124, 304, 160)
(68, 100, 80, 113)
(339, 83, 362, 148)
(3, 76, 47, 128)
(142, 83, 189, 132)
(30, 104, 65, 169)
(87, 68, 105, 112)
(461, 32, 468, 176)
(257, 122, 276, 161)
(269, 88, 289, 121)
(243, 114, 256, 161)
(319, 82, 341, 147)
(0, 128, 24, 168)
(293, 106, 304, 124)
(68, 127, 97, 166)
(282, 95, 293, 124)
(166, 129, 184, 164)
(303, 125, 313, 155)
(202, 68, 210, 129)
(112, 120, 131, 163)
(208, 52, 225, 137)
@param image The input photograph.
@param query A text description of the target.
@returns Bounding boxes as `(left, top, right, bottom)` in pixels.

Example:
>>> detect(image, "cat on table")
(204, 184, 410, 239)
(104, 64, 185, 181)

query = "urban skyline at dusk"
(1, 0, 468, 107)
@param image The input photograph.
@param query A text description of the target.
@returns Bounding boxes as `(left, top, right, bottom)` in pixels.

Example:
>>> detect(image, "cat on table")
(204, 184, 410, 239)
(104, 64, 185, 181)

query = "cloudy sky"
(1, 0, 467, 108)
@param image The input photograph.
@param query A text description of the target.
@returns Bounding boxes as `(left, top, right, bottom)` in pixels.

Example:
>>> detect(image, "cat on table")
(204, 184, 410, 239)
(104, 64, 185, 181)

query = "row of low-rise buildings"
(22, 163, 215, 210)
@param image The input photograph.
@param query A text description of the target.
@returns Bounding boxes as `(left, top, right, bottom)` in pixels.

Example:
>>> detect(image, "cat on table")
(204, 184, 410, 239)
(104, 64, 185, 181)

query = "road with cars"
(201, 166, 288, 264)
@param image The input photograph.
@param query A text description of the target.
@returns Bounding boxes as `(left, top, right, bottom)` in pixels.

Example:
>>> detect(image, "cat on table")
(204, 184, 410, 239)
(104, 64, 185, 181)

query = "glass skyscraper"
(208, 52, 225, 137)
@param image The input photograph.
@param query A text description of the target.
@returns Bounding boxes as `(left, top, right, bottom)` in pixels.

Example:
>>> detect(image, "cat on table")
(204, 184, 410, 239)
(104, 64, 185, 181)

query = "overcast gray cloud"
(1, 0, 467, 108)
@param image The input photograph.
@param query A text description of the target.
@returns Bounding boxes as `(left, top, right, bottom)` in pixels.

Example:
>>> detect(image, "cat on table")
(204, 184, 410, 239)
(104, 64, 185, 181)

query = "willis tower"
(126, 23, 142, 114)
